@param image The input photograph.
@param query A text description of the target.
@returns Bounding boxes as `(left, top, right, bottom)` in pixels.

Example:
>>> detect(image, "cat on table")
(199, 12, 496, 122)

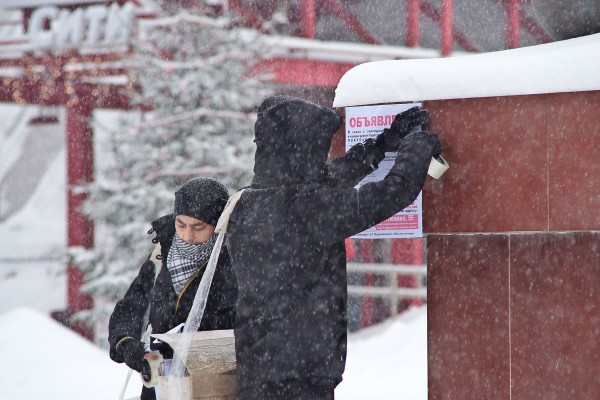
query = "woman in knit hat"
(108, 177, 236, 400)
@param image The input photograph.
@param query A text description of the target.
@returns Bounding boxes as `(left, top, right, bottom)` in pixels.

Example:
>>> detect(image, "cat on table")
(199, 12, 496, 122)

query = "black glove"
(375, 106, 429, 152)
(405, 129, 442, 158)
(117, 338, 153, 382)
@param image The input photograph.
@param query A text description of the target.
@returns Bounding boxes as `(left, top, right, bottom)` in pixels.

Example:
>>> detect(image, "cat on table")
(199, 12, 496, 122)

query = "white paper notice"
(345, 103, 423, 239)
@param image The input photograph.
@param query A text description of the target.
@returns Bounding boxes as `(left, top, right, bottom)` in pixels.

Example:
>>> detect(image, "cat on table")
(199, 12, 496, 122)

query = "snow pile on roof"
(333, 33, 600, 107)
(264, 35, 443, 63)
(0, 307, 142, 400)
(1, 0, 101, 7)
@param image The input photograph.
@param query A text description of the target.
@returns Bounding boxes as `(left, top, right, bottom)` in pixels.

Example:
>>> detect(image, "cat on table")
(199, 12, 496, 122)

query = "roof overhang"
(333, 33, 600, 107)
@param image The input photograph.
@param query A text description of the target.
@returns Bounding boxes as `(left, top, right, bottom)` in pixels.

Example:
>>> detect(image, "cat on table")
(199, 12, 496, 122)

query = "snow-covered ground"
(0, 305, 426, 400)
(339, 306, 427, 400)
(0, 107, 427, 399)
(0, 307, 144, 400)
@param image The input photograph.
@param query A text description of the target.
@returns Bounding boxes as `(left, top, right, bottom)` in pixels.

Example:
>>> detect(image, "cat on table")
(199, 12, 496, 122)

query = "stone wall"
(423, 91, 600, 399)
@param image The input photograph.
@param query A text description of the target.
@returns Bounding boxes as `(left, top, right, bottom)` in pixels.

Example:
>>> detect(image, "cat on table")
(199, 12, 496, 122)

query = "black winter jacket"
(226, 96, 439, 394)
(108, 214, 237, 399)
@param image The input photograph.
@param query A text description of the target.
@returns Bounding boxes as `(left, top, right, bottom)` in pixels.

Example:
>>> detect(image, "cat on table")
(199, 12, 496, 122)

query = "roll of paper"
(427, 155, 449, 179)
(142, 352, 162, 388)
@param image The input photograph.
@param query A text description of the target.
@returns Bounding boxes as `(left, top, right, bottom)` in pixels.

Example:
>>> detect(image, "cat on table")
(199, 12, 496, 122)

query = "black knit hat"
(173, 178, 229, 226)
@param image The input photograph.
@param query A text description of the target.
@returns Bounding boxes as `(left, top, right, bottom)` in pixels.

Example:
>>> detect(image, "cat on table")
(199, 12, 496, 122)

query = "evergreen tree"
(77, 3, 273, 345)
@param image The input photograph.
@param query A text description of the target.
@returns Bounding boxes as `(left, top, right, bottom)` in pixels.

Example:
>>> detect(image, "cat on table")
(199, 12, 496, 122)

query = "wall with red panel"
(423, 91, 600, 399)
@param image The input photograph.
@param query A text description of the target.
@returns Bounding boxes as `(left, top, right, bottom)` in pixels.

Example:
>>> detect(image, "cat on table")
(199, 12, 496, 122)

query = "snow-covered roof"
(263, 36, 445, 64)
(0, 0, 102, 7)
(333, 33, 600, 107)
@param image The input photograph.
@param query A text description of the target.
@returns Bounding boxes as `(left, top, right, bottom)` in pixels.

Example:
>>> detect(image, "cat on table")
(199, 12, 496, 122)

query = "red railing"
(227, 0, 552, 56)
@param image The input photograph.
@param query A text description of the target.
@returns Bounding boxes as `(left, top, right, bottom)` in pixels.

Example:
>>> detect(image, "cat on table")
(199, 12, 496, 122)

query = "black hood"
(252, 96, 343, 186)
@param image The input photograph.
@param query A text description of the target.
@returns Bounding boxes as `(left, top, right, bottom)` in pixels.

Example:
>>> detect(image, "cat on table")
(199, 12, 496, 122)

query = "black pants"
(238, 379, 335, 400)
(140, 386, 156, 400)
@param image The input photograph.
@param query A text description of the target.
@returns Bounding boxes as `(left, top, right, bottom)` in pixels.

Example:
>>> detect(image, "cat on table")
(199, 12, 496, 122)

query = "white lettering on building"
(28, 3, 135, 51)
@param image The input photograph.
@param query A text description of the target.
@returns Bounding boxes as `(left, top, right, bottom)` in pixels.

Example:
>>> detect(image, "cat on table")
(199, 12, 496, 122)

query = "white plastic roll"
(142, 351, 162, 388)
(427, 155, 449, 179)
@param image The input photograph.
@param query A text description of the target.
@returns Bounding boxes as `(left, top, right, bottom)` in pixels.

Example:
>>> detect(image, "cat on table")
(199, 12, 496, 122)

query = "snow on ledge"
(263, 35, 450, 64)
(1, 0, 101, 7)
(333, 33, 600, 107)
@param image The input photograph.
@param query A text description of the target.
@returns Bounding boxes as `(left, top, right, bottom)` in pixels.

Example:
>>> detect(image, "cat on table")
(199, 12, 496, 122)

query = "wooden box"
(151, 329, 237, 400)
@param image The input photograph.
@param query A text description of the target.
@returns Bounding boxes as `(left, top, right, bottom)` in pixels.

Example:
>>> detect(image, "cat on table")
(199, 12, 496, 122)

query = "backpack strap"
(142, 243, 163, 343)
(215, 189, 245, 233)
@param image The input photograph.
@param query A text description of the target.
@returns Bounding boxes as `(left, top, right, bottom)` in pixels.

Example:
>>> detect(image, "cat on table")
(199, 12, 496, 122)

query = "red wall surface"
(423, 91, 600, 399)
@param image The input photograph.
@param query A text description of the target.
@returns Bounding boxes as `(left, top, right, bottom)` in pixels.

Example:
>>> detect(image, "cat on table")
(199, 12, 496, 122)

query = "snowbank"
(0, 307, 142, 400)
(0, 306, 427, 400)
(337, 305, 427, 400)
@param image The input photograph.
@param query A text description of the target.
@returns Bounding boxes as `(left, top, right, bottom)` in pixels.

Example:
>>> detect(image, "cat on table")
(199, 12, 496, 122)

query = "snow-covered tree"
(78, 3, 274, 345)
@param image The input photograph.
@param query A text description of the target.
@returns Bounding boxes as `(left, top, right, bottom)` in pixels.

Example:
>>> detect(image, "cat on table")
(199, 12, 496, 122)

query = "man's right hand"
(375, 106, 429, 153)
(117, 338, 153, 382)
(406, 129, 442, 158)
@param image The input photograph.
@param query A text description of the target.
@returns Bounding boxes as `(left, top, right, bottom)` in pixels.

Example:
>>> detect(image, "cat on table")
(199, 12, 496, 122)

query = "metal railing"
(347, 262, 426, 315)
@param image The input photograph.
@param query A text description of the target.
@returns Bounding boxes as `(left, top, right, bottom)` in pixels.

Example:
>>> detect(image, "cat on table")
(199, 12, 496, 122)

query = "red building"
(334, 32, 600, 398)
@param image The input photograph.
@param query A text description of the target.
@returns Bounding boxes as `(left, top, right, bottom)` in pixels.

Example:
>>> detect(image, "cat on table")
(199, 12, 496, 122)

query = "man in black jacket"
(226, 96, 440, 399)
(108, 177, 237, 400)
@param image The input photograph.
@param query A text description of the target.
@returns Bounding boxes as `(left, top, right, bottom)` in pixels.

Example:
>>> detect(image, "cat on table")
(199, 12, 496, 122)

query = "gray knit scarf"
(166, 233, 216, 294)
